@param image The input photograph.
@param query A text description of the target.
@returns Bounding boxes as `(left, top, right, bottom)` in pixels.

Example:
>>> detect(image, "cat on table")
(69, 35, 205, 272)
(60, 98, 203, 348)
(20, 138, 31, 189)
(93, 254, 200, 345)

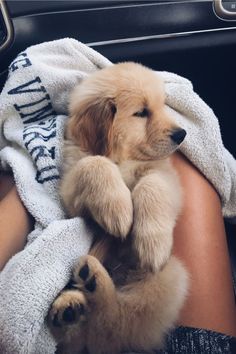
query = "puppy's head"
(67, 62, 186, 161)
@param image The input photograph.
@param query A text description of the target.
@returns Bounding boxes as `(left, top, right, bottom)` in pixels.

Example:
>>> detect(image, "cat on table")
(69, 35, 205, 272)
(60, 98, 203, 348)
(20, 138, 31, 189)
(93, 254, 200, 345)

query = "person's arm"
(0, 182, 33, 271)
(172, 152, 236, 337)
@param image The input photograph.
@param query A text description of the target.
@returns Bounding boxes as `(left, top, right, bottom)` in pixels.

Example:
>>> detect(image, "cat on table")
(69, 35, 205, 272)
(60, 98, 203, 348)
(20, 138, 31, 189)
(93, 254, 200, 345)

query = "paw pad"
(85, 275, 96, 292)
(79, 263, 89, 281)
(51, 302, 86, 328)
(62, 306, 76, 323)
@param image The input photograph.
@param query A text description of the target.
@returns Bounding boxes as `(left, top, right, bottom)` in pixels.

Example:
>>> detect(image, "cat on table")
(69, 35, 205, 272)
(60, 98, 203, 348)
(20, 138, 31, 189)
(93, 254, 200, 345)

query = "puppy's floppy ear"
(67, 94, 116, 156)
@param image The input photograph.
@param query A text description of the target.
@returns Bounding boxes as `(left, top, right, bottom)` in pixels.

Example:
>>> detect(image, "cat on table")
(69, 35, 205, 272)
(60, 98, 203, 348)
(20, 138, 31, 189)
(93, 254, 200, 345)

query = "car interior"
(0, 0, 235, 301)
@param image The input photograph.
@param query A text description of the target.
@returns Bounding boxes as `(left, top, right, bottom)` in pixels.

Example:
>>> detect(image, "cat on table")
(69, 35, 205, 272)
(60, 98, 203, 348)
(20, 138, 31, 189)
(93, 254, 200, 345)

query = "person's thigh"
(0, 174, 33, 270)
(172, 152, 236, 337)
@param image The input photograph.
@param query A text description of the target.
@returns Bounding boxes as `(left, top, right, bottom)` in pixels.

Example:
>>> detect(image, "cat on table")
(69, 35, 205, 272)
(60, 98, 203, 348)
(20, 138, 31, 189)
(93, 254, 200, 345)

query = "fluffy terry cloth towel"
(0, 38, 236, 354)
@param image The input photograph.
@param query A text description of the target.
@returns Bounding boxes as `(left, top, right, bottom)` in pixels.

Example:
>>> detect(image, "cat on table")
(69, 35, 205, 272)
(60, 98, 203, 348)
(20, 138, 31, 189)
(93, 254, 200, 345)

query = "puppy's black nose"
(170, 129, 186, 145)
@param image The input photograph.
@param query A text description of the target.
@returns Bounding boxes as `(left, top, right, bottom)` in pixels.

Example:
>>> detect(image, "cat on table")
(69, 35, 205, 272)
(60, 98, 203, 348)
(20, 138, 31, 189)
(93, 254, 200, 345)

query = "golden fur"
(48, 62, 189, 354)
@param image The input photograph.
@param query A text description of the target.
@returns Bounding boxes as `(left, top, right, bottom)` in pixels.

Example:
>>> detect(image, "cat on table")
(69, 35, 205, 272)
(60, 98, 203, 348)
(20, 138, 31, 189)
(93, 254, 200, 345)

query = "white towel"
(159, 71, 236, 221)
(0, 38, 111, 354)
(0, 38, 235, 354)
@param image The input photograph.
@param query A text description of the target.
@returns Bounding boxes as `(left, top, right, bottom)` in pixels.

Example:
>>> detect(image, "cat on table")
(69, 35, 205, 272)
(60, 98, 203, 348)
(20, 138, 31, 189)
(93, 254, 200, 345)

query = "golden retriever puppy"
(48, 62, 189, 354)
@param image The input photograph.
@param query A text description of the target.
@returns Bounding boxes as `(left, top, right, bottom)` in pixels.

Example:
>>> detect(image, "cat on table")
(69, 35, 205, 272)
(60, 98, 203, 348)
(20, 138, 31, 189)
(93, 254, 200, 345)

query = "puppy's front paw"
(72, 156, 133, 238)
(100, 188, 133, 238)
(48, 290, 87, 328)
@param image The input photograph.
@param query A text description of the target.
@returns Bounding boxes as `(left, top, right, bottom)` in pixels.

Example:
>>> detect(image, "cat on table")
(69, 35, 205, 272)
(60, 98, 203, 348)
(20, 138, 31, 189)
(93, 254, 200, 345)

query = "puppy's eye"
(133, 108, 149, 118)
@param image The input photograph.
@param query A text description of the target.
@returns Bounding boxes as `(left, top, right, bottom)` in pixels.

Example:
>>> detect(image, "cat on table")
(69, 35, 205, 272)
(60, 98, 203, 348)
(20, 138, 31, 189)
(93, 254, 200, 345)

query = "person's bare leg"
(0, 174, 34, 270)
(172, 152, 236, 337)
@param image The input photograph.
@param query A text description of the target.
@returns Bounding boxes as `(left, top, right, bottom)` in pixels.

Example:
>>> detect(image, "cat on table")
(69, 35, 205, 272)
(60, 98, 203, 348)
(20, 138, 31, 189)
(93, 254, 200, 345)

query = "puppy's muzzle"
(170, 129, 186, 145)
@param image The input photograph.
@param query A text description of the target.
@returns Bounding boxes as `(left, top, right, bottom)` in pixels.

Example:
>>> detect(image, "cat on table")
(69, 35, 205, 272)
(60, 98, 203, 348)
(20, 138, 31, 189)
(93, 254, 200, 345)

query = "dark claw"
(62, 306, 76, 323)
(64, 279, 77, 290)
(85, 275, 96, 292)
(79, 303, 85, 316)
(79, 263, 89, 281)
(52, 313, 61, 327)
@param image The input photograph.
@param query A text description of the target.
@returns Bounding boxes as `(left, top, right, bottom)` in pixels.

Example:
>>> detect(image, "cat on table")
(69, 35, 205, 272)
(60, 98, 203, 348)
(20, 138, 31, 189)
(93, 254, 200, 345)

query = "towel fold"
(0, 38, 235, 354)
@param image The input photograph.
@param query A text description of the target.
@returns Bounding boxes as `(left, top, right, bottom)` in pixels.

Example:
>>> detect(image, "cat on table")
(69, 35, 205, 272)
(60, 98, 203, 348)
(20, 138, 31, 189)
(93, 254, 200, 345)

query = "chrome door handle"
(214, 0, 236, 20)
(0, 0, 13, 52)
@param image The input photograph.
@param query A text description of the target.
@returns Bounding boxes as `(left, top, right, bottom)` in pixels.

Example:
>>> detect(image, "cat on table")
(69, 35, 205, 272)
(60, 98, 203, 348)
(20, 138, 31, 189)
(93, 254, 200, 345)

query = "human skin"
(0, 153, 236, 337)
(172, 152, 236, 337)
(0, 173, 33, 270)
